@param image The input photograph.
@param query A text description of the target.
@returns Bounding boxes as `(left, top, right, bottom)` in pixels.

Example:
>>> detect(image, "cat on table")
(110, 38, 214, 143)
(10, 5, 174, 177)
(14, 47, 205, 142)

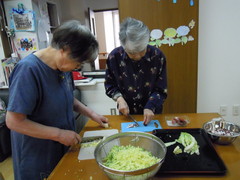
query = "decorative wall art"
(15, 37, 37, 52)
(149, 20, 195, 47)
(155, 0, 194, 6)
(10, 3, 35, 32)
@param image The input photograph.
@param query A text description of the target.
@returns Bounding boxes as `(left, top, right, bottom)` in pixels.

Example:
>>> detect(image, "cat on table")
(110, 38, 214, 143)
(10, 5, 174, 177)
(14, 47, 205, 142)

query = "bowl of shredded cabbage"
(94, 132, 166, 180)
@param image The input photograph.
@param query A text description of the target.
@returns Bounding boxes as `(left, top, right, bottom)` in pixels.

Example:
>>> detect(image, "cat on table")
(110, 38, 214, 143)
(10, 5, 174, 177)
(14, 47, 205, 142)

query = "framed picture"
(10, 10, 35, 32)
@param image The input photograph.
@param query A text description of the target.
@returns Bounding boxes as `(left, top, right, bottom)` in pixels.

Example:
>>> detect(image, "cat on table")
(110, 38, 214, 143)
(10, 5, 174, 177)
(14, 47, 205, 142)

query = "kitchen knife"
(81, 136, 104, 143)
(127, 114, 140, 127)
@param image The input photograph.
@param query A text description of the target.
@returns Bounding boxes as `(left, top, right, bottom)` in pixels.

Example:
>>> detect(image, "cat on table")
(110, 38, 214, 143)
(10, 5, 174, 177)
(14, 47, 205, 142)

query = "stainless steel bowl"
(94, 132, 166, 180)
(203, 120, 240, 145)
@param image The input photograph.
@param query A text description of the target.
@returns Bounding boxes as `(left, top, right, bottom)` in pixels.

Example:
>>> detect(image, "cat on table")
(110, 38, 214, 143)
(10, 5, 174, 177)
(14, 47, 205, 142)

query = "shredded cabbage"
(103, 145, 160, 171)
(81, 140, 101, 148)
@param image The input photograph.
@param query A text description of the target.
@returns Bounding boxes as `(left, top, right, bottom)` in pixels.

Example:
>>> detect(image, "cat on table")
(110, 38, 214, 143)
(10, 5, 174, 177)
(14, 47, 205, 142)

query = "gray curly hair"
(119, 17, 150, 53)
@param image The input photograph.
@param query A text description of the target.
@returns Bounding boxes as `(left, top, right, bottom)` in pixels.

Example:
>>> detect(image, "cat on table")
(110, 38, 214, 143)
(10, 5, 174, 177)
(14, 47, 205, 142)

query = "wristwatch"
(112, 93, 122, 102)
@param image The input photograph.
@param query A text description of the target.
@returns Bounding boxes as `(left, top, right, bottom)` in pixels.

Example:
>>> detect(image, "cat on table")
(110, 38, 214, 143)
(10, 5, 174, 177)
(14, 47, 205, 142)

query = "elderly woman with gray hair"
(6, 20, 108, 180)
(105, 17, 167, 125)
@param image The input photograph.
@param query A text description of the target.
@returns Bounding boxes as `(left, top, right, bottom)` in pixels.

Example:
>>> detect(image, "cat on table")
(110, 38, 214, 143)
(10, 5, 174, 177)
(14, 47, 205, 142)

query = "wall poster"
(10, 10, 35, 32)
(15, 37, 37, 52)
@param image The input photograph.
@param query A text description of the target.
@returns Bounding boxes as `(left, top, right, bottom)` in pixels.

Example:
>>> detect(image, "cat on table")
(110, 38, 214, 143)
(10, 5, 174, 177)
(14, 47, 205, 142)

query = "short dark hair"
(51, 20, 99, 63)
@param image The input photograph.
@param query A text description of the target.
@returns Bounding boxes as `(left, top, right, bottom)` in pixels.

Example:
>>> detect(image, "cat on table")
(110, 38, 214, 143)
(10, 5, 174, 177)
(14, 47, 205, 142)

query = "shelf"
(74, 78, 104, 87)
(0, 86, 9, 89)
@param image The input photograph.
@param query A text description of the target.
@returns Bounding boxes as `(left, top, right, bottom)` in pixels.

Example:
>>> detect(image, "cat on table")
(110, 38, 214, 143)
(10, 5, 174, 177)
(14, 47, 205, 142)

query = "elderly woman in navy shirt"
(6, 20, 108, 180)
(105, 17, 167, 125)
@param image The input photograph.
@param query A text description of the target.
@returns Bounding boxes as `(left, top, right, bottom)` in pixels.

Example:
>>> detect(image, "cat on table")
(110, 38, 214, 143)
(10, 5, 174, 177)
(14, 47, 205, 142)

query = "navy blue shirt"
(105, 45, 167, 114)
(7, 54, 75, 180)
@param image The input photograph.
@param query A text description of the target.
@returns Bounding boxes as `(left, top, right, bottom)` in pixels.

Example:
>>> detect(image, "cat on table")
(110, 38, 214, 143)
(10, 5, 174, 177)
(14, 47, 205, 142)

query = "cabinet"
(76, 79, 119, 115)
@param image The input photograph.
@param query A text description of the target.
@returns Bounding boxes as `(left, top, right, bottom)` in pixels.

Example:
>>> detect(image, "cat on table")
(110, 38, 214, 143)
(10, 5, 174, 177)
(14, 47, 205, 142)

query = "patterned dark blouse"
(105, 45, 167, 114)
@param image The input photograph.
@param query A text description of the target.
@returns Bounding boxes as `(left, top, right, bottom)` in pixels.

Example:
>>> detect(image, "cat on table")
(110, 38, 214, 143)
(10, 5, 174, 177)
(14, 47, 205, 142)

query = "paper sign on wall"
(15, 37, 37, 52)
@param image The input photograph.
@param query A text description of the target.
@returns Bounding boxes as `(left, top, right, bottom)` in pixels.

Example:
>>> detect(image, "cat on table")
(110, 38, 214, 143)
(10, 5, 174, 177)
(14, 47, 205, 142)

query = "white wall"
(58, 0, 118, 30)
(198, 0, 240, 124)
(95, 12, 106, 54)
(59, 0, 87, 25)
(103, 11, 115, 53)
(95, 10, 120, 56)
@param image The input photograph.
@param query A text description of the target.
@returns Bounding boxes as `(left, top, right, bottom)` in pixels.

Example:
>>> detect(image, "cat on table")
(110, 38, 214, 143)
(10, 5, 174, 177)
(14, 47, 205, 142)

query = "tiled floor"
(0, 157, 14, 180)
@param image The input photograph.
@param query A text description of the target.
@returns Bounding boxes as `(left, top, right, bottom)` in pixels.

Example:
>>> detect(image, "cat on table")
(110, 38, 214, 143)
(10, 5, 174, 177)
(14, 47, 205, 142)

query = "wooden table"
(47, 113, 240, 180)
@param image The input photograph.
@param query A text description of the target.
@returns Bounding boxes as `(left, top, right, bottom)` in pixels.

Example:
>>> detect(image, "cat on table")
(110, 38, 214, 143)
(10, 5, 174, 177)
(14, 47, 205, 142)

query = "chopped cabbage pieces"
(103, 145, 160, 171)
(165, 141, 177, 147)
(173, 146, 182, 154)
(165, 132, 200, 155)
(177, 132, 200, 155)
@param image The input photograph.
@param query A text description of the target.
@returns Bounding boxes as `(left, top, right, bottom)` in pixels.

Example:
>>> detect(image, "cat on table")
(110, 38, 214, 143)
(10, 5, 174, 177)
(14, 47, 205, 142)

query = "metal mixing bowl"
(203, 120, 240, 145)
(94, 132, 166, 180)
